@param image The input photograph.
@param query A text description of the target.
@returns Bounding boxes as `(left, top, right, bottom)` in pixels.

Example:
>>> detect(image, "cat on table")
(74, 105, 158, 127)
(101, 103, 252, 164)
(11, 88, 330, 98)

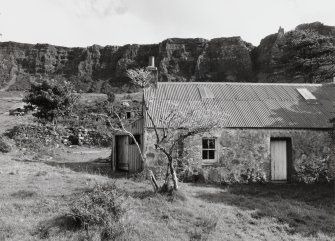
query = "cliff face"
(0, 22, 334, 92)
(0, 37, 254, 92)
(253, 22, 335, 83)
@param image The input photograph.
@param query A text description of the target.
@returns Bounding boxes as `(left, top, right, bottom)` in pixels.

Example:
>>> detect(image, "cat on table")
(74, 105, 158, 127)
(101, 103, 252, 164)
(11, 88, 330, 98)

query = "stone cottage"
(112, 81, 334, 183)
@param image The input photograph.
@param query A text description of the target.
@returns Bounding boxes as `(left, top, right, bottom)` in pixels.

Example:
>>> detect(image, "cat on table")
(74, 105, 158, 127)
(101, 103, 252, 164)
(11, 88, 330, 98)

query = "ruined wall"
(143, 128, 333, 183)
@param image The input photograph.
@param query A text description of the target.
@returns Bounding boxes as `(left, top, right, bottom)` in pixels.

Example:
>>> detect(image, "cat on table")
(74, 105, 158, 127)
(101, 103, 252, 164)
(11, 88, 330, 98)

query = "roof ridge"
(156, 82, 325, 86)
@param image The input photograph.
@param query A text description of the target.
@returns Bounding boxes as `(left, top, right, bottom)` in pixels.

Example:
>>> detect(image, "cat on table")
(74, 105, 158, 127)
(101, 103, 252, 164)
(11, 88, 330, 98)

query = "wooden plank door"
(117, 136, 129, 171)
(270, 140, 287, 181)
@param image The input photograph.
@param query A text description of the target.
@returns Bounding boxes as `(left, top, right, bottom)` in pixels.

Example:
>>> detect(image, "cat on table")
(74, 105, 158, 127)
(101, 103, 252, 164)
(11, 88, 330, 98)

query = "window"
(296, 88, 316, 100)
(126, 111, 132, 119)
(296, 88, 319, 104)
(202, 138, 216, 161)
(198, 86, 214, 99)
(129, 134, 141, 145)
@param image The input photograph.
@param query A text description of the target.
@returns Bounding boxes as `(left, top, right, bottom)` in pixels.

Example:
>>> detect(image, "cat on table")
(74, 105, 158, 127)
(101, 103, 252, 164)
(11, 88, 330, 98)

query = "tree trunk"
(169, 159, 179, 190)
(149, 170, 159, 191)
(164, 164, 170, 185)
(52, 119, 56, 131)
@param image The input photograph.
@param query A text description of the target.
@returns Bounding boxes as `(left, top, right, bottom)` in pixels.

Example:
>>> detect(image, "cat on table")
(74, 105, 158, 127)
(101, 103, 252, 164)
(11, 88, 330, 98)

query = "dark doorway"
(116, 135, 129, 171)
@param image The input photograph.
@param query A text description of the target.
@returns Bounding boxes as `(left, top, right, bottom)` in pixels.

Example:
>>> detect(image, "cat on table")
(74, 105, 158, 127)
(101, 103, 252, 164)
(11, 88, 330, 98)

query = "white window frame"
(202, 138, 217, 164)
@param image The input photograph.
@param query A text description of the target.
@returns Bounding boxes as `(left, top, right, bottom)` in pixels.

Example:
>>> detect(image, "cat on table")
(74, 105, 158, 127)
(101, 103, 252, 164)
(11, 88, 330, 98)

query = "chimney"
(147, 56, 157, 71)
(149, 56, 155, 67)
(146, 56, 158, 88)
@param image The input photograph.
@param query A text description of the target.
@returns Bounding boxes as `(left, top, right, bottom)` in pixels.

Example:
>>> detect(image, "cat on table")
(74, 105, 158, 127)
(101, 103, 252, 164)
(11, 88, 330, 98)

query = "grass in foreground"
(0, 149, 334, 241)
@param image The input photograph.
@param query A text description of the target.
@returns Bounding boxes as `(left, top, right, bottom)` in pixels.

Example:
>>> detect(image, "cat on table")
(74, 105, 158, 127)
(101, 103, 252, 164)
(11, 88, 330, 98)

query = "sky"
(0, 0, 334, 47)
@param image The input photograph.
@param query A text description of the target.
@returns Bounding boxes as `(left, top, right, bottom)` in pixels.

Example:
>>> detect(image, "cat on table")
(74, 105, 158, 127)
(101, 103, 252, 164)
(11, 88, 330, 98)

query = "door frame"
(270, 137, 292, 182)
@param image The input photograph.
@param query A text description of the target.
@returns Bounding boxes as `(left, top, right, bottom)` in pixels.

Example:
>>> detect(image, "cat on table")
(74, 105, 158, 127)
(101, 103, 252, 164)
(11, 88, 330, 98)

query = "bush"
(24, 77, 78, 124)
(88, 131, 112, 147)
(295, 158, 332, 184)
(240, 168, 266, 184)
(5, 124, 59, 152)
(178, 164, 267, 185)
(11, 190, 37, 199)
(0, 137, 11, 153)
(67, 183, 128, 240)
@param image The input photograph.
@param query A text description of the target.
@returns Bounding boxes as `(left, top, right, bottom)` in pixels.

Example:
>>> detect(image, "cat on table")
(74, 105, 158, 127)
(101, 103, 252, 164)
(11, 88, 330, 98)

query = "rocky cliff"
(253, 22, 335, 83)
(0, 22, 334, 92)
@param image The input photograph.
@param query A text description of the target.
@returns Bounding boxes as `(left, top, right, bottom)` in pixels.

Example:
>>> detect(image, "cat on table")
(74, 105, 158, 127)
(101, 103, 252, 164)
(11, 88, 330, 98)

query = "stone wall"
(143, 128, 333, 184)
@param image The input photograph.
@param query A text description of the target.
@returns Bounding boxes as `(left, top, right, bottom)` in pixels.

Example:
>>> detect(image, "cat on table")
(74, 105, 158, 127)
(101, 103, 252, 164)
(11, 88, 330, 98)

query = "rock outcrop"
(0, 22, 334, 92)
(253, 22, 335, 83)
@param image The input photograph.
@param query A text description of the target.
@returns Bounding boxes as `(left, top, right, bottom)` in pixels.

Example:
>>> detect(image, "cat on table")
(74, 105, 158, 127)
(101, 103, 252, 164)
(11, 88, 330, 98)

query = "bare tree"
(127, 68, 224, 191)
(94, 111, 159, 191)
(146, 105, 223, 190)
(126, 68, 156, 88)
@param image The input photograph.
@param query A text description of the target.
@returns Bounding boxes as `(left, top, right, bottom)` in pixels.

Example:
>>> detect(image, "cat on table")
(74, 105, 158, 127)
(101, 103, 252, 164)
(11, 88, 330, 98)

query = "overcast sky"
(0, 0, 334, 47)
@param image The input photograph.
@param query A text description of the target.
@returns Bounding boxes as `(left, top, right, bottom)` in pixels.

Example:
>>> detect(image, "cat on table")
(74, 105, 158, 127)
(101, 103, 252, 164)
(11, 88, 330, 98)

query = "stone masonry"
(143, 128, 333, 183)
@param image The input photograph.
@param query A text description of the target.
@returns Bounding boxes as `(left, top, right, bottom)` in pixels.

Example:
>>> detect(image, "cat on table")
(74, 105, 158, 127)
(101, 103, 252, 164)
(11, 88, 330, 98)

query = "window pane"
(208, 150, 215, 159)
(208, 139, 215, 149)
(135, 135, 141, 144)
(202, 139, 208, 148)
(129, 135, 141, 145)
(202, 150, 208, 159)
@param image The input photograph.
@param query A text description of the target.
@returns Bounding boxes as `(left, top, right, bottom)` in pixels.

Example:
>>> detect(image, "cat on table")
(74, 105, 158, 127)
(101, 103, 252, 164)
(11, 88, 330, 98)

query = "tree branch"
(92, 113, 146, 165)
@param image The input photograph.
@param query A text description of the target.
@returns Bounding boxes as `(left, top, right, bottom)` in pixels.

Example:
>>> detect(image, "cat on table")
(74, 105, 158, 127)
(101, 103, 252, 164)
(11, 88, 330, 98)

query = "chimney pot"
(148, 56, 155, 67)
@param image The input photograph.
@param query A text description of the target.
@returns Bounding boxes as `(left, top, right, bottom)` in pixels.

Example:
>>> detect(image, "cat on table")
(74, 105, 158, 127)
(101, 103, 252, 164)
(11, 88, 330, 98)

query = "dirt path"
(0, 70, 17, 91)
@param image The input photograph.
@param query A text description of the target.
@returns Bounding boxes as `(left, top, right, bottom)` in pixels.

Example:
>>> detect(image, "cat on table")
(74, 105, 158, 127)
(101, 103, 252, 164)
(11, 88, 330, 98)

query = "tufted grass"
(0, 147, 333, 241)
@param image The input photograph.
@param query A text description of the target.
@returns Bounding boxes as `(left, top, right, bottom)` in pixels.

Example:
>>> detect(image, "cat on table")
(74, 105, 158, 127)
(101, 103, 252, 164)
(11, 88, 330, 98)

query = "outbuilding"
(112, 82, 334, 183)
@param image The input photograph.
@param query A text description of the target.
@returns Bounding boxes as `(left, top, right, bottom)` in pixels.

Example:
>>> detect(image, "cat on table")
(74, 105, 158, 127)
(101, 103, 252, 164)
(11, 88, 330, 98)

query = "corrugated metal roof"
(144, 82, 335, 129)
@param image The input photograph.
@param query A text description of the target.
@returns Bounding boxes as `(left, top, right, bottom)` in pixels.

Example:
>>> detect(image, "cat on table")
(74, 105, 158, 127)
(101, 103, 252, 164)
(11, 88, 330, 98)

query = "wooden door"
(116, 136, 129, 171)
(270, 139, 287, 181)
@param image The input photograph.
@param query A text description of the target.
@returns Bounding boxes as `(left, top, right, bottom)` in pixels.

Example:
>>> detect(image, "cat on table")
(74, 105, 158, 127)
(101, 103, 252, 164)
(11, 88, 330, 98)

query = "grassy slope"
(0, 91, 30, 134)
(0, 148, 333, 241)
(0, 150, 110, 241)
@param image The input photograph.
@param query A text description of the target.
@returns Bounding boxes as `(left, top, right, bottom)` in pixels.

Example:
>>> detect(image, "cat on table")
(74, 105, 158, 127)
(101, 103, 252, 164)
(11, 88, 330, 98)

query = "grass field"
(0, 91, 334, 241)
(0, 91, 32, 135)
(0, 147, 333, 241)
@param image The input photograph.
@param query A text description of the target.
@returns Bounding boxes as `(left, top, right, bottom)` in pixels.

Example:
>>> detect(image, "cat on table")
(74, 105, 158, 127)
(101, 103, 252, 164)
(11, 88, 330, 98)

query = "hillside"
(0, 22, 334, 92)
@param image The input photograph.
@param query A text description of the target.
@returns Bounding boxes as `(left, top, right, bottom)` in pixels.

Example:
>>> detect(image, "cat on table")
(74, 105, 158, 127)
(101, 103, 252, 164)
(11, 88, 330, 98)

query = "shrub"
(240, 168, 267, 184)
(24, 77, 78, 125)
(67, 183, 128, 240)
(88, 131, 112, 147)
(5, 124, 59, 152)
(178, 164, 267, 185)
(0, 137, 11, 153)
(11, 190, 37, 199)
(295, 158, 332, 184)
